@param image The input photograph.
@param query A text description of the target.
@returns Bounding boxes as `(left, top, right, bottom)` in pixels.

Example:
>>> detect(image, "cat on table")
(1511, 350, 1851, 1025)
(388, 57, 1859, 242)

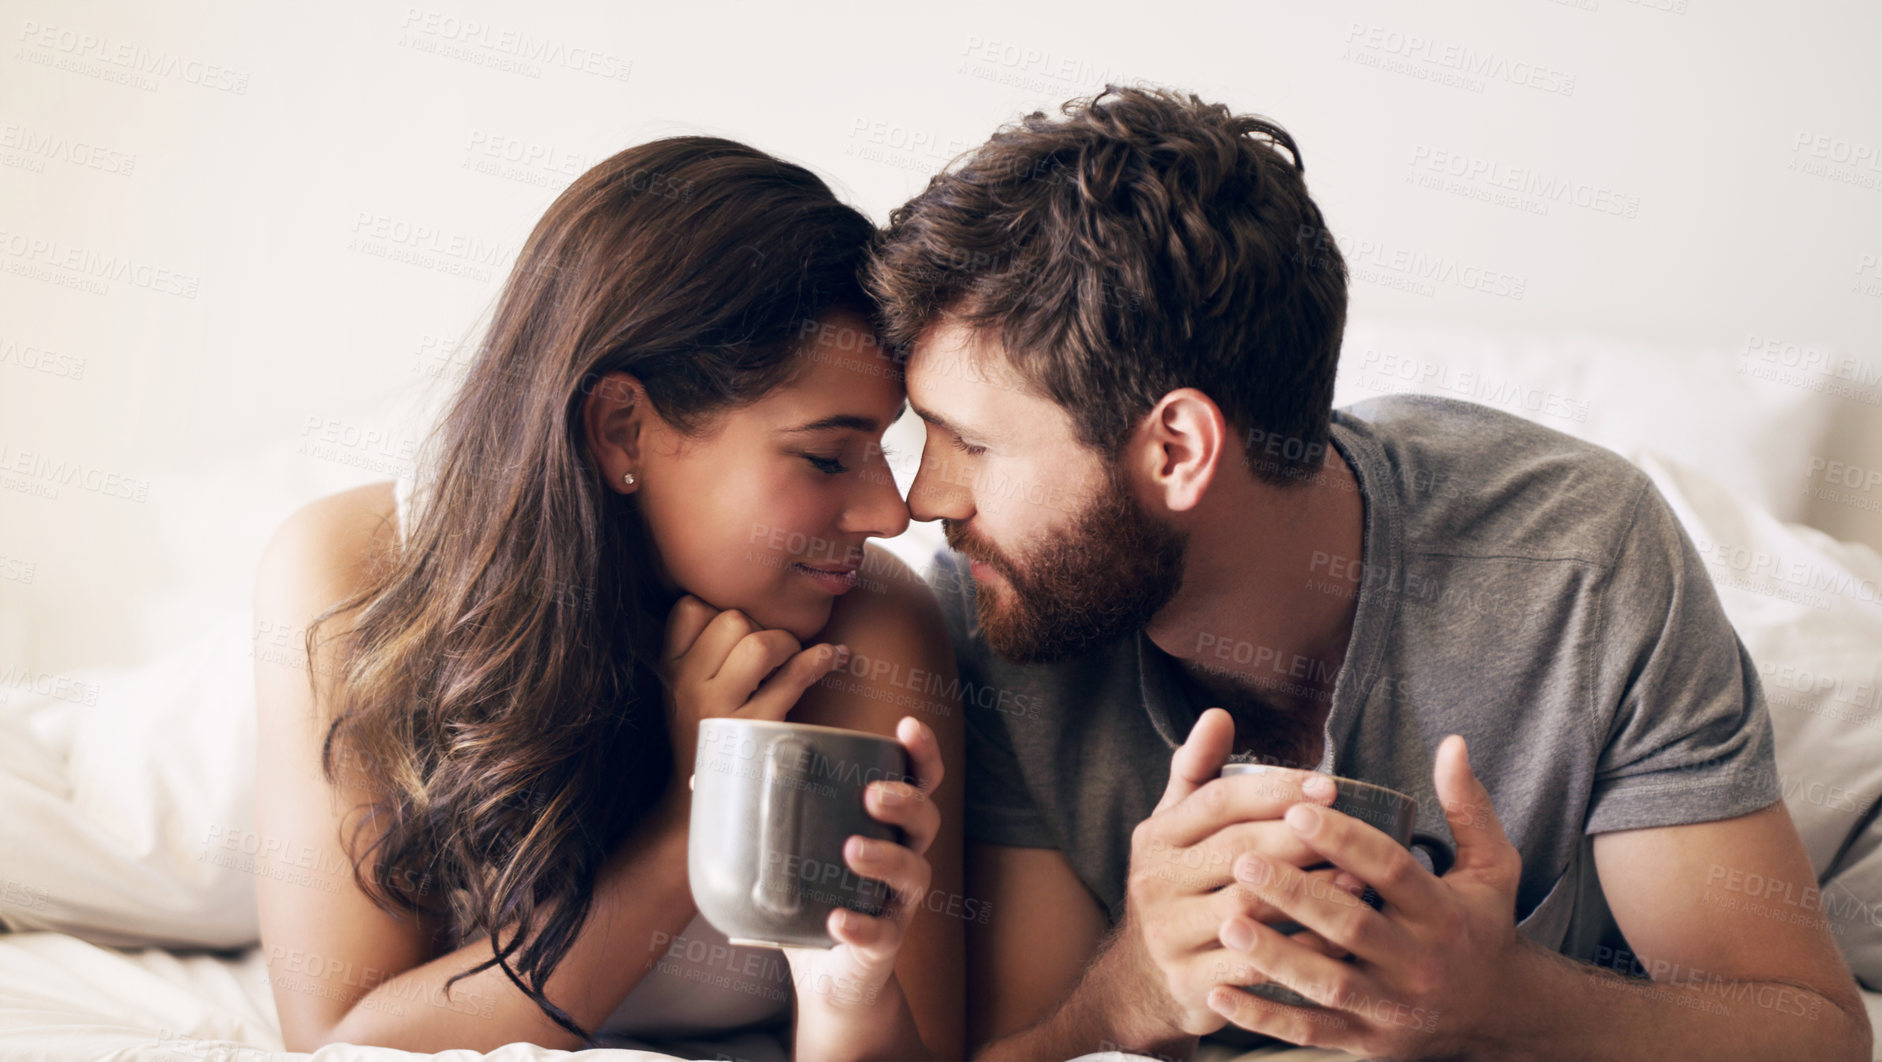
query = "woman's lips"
(792, 562, 859, 594)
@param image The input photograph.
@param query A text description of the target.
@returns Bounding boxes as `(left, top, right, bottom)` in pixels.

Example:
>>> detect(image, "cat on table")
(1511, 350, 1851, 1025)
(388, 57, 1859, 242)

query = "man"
(864, 84, 1873, 1061)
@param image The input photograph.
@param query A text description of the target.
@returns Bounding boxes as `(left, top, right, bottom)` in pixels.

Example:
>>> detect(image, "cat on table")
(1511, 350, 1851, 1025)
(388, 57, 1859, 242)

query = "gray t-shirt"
(935, 394, 1782, 959)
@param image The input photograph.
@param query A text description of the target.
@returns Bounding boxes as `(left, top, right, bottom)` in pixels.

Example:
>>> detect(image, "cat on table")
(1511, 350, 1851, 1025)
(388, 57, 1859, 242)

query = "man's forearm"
(973, 934, 1196, 1062)
(1489, 937, 1872, 1062)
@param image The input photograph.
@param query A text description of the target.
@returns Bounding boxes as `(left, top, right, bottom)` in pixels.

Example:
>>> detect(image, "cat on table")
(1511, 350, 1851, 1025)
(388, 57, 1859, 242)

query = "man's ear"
(581, 371, 649, 494)
(1137, 388, 1225, 513)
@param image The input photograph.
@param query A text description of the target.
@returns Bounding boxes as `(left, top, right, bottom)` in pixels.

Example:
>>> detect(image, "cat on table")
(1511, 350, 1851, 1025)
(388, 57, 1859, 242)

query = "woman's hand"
(658, 594, 851, 782)
(783, 715, 945, 1062)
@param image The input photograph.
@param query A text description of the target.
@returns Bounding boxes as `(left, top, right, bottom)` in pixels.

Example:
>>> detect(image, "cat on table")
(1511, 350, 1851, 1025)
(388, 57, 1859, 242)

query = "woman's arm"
(253, 485, 702, 1051)
(788, 544, 969, 1060)
(253, 485, 842, 1052)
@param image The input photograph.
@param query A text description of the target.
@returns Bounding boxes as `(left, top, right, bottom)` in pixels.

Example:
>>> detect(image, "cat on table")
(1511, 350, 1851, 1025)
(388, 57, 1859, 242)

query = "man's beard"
(944, 462, 1189, 665)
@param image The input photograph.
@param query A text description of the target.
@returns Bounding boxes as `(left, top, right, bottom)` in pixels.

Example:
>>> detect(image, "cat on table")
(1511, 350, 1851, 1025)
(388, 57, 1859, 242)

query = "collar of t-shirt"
(1131, 412, 1403, 779)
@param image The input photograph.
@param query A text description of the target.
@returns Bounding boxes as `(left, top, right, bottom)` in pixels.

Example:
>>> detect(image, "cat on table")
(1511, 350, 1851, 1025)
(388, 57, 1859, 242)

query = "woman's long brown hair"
(300, 137, 876, 1046)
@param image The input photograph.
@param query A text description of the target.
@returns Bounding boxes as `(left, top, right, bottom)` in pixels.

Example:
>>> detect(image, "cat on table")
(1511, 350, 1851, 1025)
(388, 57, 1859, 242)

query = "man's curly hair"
(867, 83, 1348, 486)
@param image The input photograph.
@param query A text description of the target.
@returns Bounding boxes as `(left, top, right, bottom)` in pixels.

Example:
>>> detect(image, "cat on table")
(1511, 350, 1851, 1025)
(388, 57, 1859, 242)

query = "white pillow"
(1630, 449, 1882, 989)
(1335, 320, 1840, 523)
(0, 615, 260, 948)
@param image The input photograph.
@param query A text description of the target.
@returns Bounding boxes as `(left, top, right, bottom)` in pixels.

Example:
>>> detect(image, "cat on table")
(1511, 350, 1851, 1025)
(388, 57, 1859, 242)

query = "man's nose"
(907, 446, 973, 524)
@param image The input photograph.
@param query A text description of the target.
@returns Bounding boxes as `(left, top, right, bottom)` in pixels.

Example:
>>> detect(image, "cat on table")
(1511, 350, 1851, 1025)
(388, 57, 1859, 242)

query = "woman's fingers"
(661, 594, 719, 667)
(823, 834, 925, 980)
(742, 641, 850, 721)
(825, 905, 901, 973)
(830, 903, 899, 946)
(715, 628, 806, 701)
(897, 715, 944, 795)
(865, 779, 940, 855)
(843, 832, 930, 931)
(674, 605, 758, 683)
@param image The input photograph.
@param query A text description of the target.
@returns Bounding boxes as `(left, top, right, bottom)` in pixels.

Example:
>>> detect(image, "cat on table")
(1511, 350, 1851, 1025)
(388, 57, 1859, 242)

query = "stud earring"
(622, 471, 637, 487)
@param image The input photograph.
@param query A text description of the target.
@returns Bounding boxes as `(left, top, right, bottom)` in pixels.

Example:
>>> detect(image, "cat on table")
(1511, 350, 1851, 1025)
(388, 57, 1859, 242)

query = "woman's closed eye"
(802, 452, 849, 475)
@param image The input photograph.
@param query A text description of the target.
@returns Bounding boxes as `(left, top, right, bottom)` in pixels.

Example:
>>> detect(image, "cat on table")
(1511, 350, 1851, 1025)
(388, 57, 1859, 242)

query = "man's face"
(904, 320, 1188, 663)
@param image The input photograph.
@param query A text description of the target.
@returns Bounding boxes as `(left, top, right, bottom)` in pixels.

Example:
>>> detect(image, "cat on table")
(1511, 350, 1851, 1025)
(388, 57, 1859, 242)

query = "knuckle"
(1199, 779, 1227, 810)
(1378, 849, 1417, 891)
(1270, 865, 1302, 901)
(1333, 906, 1370, 950)
(1321, 969, 1360, 1010)
(1130, 820, 1156, 854)
(1127, 863, 1154, 895)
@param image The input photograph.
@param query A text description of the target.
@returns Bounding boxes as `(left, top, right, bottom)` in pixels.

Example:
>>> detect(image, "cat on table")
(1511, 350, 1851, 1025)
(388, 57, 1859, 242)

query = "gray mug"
(1218, 764, 1454, 1006)
(689, 718, 912, 949)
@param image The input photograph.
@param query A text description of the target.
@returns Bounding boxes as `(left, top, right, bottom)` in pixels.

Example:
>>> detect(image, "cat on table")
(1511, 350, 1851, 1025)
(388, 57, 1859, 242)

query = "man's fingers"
(1434, 734, 1519, 884)
(1146, 820, 1327, 897)
(1155, 707, 1237, 814)
(1211, 866, 1358, 938)
(1281, 804, 1445, 924)
(743, 642, 850, 721)
(1191, 819, 1328, 881)
(1159, 767, 1336, 850)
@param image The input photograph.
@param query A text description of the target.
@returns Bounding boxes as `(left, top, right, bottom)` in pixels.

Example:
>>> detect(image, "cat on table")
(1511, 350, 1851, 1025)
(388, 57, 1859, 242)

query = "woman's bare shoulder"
(259, 480, 402, 581)
(253, 480, 404, 681)
(819, 542, 949, 652)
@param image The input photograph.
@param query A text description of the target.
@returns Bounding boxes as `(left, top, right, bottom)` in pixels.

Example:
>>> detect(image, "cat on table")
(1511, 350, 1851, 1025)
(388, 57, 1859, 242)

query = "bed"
(4, 319, 1879, 1060)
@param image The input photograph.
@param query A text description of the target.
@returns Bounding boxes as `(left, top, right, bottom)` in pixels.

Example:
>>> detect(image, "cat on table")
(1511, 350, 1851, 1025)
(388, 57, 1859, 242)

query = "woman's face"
(587, 310, 911, 642)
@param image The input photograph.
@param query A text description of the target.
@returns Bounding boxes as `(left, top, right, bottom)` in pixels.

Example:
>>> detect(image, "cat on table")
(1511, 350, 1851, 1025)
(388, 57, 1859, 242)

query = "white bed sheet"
(0, 928, 788, 1061)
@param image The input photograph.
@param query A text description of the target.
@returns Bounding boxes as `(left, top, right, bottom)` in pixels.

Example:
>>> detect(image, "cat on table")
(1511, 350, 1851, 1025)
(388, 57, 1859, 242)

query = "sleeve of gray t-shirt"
(929, 548, 1059, 849)
(1585, 473, 1784, 834)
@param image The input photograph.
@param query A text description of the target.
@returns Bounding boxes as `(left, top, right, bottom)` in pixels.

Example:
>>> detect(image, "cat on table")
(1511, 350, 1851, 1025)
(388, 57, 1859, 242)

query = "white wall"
(2, 0, 1878, 681)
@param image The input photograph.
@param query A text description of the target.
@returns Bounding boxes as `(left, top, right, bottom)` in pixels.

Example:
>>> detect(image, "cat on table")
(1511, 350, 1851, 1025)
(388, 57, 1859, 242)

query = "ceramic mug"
(688, 718, 913, 949)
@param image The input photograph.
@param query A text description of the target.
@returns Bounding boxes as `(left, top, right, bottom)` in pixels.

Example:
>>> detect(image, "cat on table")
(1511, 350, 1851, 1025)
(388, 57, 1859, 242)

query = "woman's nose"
(849, 455, 911, 540)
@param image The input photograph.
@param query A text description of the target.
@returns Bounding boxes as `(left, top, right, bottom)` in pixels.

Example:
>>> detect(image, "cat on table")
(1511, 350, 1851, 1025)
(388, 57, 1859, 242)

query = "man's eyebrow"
(909, 401, 973, 438)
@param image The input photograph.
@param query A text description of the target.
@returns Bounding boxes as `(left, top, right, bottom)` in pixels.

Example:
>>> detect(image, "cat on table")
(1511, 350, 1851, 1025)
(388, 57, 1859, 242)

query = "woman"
(250, 137, 964, 1060)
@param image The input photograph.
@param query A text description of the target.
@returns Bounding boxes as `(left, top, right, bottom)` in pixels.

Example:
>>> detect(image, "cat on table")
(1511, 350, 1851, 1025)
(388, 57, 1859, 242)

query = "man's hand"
(1102, 707, 1361, 1047)
(1207, 734, 1530, 1058)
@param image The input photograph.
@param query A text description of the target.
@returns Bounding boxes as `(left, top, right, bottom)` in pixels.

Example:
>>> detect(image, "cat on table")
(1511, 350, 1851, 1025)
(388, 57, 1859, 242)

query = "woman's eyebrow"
(781, 400, 908, 435)
(780, 413, 883, 434)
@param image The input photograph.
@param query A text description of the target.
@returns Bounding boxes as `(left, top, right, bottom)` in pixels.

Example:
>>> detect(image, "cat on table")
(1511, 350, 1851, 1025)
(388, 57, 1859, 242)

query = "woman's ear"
(581, 371, 649, 494)
(1138, 387, 1225, 513)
